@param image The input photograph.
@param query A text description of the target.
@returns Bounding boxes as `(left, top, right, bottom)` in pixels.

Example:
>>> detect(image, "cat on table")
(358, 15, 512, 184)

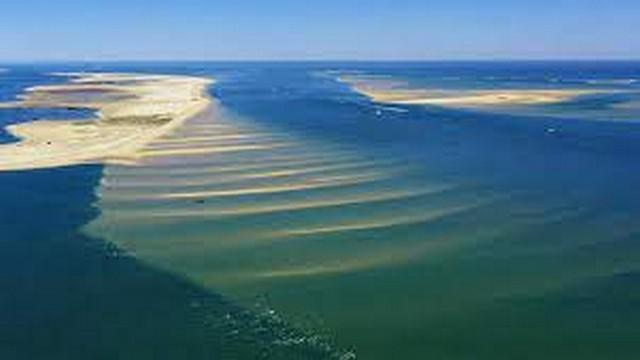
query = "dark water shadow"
(0, 165, 347, 360)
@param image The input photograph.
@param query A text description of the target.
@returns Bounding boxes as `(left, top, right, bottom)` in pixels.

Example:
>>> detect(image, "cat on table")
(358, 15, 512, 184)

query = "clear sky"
(1, 0, 639, 61)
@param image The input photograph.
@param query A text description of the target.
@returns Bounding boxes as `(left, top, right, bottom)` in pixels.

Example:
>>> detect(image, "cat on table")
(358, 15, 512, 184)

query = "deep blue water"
(1, 62, 639, 359)
(0, 68, 94, 144)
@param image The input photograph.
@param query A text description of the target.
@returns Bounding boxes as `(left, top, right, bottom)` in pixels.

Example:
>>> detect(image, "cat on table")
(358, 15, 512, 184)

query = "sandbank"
(0, 72, 213, 171)
(340, 76, 597, 109)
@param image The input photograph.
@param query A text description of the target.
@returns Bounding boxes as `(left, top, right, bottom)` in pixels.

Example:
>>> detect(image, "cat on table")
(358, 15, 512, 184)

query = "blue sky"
(1, 0, 639, 61)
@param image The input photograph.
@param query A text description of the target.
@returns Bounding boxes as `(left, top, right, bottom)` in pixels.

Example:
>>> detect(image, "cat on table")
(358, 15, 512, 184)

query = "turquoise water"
(2, 62, 640, 359)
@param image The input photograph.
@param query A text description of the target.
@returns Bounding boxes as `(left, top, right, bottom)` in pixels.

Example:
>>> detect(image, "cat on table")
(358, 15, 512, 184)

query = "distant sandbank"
(0, 72, 213, 171)
(339, 75, 597, 109)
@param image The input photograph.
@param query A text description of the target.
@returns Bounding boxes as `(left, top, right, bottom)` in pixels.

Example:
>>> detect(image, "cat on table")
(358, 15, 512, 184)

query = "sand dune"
(102, 159, 397, 189)
(144, 171, 391, 200)
(137, 143, 286, 157)
(101, 187, 452, 222)
(103, 154, 361, 178)
(274, 203, 480, 238)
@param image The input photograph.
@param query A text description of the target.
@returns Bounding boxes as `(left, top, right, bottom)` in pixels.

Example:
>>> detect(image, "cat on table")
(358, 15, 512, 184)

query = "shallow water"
(2, 62, 640, 359)
(337, 61, 640, 120)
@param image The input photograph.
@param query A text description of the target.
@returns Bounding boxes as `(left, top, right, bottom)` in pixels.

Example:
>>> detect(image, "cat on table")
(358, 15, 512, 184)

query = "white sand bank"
(0, 73, 213, 171)
(340, 76, 597, 109)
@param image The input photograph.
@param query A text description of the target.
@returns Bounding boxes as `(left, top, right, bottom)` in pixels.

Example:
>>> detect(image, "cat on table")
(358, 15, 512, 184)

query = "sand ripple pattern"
(87, 104, 505, 289)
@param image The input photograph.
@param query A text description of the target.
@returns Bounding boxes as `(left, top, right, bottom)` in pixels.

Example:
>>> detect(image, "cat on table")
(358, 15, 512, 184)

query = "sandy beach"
(340, 75, 597, 109)
(0, 73, 213, 171)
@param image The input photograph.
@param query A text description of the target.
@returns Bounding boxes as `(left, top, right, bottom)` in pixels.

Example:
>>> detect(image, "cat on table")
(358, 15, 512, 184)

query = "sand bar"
(340, 75, 598, 108)
(0, 72, 213, 171)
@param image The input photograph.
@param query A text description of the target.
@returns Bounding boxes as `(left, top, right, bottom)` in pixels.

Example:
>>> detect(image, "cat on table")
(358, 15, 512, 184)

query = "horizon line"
(2, 58, 640, 65)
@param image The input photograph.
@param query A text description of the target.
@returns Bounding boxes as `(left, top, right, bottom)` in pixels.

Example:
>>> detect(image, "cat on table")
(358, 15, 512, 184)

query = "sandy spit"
(0, 72, 214, 171)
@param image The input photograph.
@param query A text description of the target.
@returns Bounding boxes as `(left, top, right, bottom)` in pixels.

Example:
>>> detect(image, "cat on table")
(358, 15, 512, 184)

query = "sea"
(1, 61, 640, 359)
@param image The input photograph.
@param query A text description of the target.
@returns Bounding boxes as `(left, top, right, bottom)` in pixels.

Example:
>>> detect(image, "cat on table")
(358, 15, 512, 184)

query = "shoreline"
(0, 73, 214, 171)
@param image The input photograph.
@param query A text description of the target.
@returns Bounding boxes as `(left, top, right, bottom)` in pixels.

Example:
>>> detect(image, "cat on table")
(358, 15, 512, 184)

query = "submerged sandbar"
(0, 72, 213, 171)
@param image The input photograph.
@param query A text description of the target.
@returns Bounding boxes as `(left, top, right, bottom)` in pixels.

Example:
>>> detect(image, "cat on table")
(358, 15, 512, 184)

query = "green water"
(87, 101, 640, 359)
